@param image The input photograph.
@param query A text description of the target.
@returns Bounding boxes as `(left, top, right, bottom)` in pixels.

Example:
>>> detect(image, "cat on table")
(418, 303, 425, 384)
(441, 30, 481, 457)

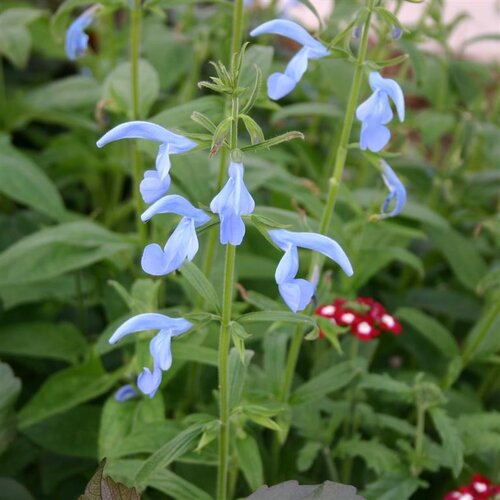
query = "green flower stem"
(216, 84, 240, 500)
(230, 0, 245, 65)
(279, 0, 376, 407)
(412, 402, 427, 477)
(217, 242, 236, 500)
(130, 0, 147, 249)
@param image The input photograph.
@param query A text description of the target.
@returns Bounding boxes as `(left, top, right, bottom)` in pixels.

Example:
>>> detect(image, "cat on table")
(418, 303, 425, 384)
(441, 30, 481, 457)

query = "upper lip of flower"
(250, 19, 329, 57)
(141, 194, 210, 227)
(65, 4, 100, 60)
(380, 160, 407, 218)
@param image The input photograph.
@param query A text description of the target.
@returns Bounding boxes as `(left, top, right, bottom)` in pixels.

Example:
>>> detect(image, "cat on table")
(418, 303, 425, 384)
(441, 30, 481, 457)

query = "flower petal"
(65, 5, 98, 60)
(250, 19, 328, 56)
(278, 279, 315, 312)
(275, 244, 299, 285)
(284, 46, 310, 82)
(150, 330, 173, 371)
(210, 162, 255, 245)
(109, 313, 192, 344)
(380, 160, 406, 218)
(269, 229, 353, 276)
(114, 384, 139, 402)
(137, 365, 162, 397)
(369, 72, 405, 122)
(96, 121, 196, 153)
(141, 218, 199, 275)
(360, 120, 391, 152)
(139, 170, 171, 204)
(267, 72, 297, 100)
(356, 91, 393, 124)
(141, 194, 210, 227)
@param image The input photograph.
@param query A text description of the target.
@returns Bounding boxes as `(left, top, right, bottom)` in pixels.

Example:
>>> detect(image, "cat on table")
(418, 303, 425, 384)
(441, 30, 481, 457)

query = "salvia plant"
(0, 0, 498, 499)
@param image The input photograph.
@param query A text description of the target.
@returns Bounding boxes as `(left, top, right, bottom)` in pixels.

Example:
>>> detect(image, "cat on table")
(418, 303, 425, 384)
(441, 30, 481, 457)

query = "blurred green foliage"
(0, 0, 498, 499)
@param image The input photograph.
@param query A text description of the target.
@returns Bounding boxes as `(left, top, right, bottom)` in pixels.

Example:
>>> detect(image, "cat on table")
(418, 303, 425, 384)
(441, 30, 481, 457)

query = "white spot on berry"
(321, 305, 335, 315)
(357, 322, 372, 335)
(341, 312, 355, 324)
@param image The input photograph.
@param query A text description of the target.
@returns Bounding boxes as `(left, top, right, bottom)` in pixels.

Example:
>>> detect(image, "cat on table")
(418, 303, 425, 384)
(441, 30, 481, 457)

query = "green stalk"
(130, 0, 147, 248)
(279, 0, 376, 406)
(217, 243, 236, 500)
(0, 57, 6, 130)
(412, 403, 426, 477)
(216, 89, 240, 500)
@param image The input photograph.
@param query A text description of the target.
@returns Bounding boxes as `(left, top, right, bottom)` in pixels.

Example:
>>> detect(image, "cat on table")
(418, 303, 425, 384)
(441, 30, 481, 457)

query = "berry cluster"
(445, 474, 500, 500)
(315, 297, 402, 342)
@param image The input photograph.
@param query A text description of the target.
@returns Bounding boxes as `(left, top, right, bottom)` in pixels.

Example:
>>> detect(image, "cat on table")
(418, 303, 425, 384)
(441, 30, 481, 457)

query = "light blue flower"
(356, 72, 405, 152)
(391, 26, 403, 40)
(65, 5, 99, 61)
(114, 384, 139, 402)
(109, 313, 192, 397)
(380, 160, 406, 218)
(269, 229, 354, 312)
(210, 162, 255, 246)
(96, 121, 197, 204)
(140, 195, 210, 275)
(250, 19, 329, 100)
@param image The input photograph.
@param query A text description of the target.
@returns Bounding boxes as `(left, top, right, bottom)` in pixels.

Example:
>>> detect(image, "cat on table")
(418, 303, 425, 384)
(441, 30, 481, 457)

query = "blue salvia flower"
(356, 72, 405, 152)
(380, 160, 406, 218)
(109, 313, 192, 397)
(114, 384, 139, 402)
(96, 121, 197, 204)
(65, 4, 100, 60)
(210, 162, 255, 246)
(141, 195, 210, 275)
(391, 25, 403, 40)
(269, 229, 354, 312)
(250, 19, 329, 100)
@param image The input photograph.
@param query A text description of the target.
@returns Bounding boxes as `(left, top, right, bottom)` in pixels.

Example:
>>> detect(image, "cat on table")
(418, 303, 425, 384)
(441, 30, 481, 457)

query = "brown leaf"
(79, 459, 141, 500)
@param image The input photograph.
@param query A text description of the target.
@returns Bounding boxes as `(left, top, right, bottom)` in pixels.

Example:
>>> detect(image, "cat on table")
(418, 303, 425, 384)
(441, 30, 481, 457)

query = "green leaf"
(171, 342, 218, 367)
(79, 459, 140, 500)
(22, 405, 100, 459)
(425, 224, 487, 291)
(240, 114, 265, 145)
(229, 348, 253, 409)
(0, 140, 66, 220)
(359, 373, 413, 400)
(462, 300, 500, 362)
(103, 60, 160, 118)
(25, 75, 101, 111)
(0, 221, 131, 287)
(335, 438, 400, 475)
(396, 308, 459, 358)
(0, 25, 31, 68)
(291, 360, 362, 405)
(429, 408, 464, 477)
(271, 103, 341, 123)
(180, 261, 221, 312)
(235, 434, 264, 492)
(134, 417, 213, 486)
(238, 311, 317, 331)
(0, 322, 87, 363)
(296, 441, 322, 472)
(0, 479, 35, 500)
(18, 358, 121, 428)
(0, 362, 21, 454)
(240, 131, 304, 152)
(363, 472, 422, 500)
